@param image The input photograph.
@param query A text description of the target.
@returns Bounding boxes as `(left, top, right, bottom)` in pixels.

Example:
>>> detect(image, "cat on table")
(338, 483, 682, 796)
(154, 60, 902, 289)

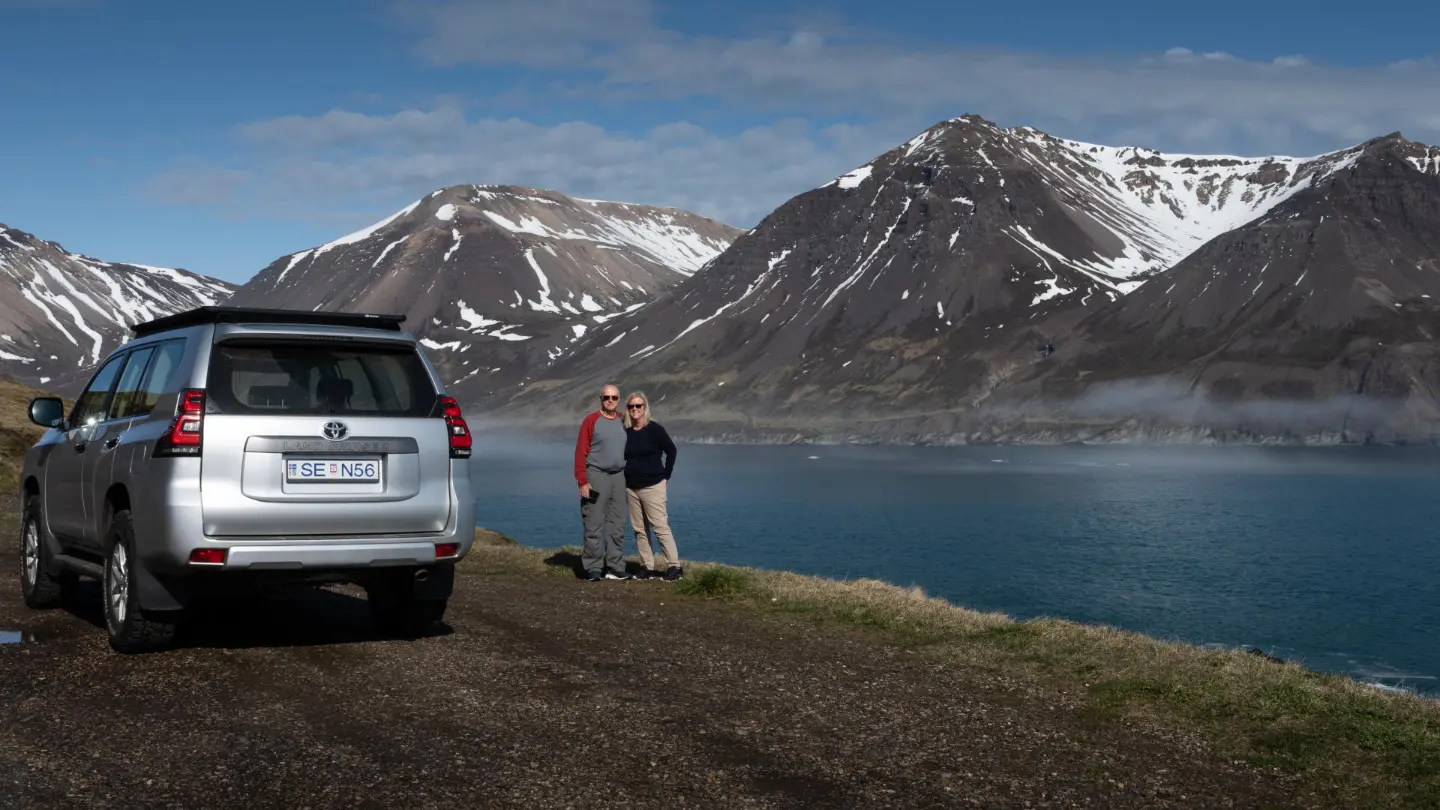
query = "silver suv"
(17, 306, 476, 653)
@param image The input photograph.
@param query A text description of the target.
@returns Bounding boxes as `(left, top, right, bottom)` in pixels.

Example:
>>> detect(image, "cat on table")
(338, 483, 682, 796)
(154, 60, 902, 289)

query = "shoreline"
(492, 531, 1440, 701)
(472, 530, 1440, 807)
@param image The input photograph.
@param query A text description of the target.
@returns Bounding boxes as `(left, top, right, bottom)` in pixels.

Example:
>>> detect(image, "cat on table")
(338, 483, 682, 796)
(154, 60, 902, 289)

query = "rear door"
(199, 336, 454, 538)
(80, 346, 157, 546)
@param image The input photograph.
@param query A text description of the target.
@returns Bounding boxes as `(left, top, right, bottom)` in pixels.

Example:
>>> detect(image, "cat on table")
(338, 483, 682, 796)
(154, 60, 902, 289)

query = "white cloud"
(399, 0, 1440, 152)
(398, 0, 654, 68)
(146, 107, 913, 231)
(1161, 47, 1237, 63)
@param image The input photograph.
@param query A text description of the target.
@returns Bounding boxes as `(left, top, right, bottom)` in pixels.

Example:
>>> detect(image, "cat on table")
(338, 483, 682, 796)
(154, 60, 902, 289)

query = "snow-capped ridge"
(810, 113, 1401, 288)
(0, 223, 237, 387)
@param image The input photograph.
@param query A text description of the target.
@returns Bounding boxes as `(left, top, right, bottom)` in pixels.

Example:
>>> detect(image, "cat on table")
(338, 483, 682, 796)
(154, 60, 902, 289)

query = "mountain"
(508, 116, 1440, 445)
(1001, 132, 1440, 443)
(0, 222, 236, 392)
(227, 184, 741, 397)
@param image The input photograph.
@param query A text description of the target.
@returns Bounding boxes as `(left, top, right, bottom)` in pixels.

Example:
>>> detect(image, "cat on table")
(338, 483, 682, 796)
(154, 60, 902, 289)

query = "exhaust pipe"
(414, 569, 429, 582)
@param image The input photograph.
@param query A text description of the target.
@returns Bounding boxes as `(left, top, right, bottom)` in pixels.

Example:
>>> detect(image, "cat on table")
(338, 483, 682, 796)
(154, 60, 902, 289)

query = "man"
(574, 384, 631, 581)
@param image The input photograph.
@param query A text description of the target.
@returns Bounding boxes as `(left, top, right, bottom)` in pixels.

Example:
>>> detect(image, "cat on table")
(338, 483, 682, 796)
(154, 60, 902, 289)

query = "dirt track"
(0, 504, 1321, 809)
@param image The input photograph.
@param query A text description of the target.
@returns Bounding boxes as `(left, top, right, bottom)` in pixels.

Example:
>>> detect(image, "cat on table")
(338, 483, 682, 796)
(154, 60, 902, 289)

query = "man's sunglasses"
(601, 395, 619, 401)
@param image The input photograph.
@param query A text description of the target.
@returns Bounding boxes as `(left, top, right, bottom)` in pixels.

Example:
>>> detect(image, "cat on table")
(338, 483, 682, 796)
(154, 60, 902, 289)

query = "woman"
(622, 391, 683, 581)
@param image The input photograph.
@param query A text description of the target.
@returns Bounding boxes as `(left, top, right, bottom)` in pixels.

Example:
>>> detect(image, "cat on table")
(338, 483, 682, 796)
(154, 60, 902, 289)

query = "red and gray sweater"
(573, 410, 627, 487)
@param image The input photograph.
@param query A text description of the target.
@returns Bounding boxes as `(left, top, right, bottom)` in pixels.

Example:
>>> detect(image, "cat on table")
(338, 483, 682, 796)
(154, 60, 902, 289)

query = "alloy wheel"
(107, 543, 129, 625)
(21, 520, 39, 587)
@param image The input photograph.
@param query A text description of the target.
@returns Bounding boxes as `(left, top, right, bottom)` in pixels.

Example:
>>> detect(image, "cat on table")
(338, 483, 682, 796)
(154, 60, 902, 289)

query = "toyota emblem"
(322, 420, 349, 441)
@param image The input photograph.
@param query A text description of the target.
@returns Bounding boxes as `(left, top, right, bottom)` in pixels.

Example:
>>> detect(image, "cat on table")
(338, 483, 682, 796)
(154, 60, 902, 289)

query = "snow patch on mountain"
(373, 235, 410, 268)
(444, 229, 463, 262)
(523, 248, 560, 313)
(1406, 147, 1440, 174)
(829, 165, 873, 190)
(582, 212, 729, 275)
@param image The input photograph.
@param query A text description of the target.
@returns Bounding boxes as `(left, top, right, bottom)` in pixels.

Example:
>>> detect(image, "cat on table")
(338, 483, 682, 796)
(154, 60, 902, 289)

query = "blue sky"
(2, 0, 1438, 284)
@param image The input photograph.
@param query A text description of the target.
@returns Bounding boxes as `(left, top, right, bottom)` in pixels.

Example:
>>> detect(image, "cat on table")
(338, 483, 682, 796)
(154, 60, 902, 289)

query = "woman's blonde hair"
(623, 390, 651, 429)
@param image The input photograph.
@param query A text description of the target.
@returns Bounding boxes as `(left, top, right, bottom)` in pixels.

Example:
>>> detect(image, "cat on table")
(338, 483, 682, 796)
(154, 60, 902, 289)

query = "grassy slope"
(467, 536, 1440, 810)
(0, 377, 66, 494)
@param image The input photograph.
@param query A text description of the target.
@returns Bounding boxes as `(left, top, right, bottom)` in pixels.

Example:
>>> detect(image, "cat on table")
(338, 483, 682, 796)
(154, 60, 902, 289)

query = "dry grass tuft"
(0, 377, 67, 493)
(756, 569, 1012, 641)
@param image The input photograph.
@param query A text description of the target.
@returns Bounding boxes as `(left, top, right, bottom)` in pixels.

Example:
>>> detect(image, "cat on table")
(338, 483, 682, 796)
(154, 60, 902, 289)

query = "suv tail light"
(439, 395, 472, 459)
(155, 389, 205, 457)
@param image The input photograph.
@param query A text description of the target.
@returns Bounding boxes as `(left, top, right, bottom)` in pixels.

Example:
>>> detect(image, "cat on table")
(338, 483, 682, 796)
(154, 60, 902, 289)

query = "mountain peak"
(1346, 131, 1440, 175)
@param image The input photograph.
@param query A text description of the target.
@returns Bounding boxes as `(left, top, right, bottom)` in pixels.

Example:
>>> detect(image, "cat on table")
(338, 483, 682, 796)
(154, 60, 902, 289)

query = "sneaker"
(604, 569, 632, 580)
(664, 566, 684, 581)
(634, 569, 663, 581)
(585, 570, 604, 582)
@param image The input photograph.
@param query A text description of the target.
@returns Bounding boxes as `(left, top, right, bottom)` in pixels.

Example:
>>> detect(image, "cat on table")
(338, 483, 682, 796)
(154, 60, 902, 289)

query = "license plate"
(285, 458, 380, 483)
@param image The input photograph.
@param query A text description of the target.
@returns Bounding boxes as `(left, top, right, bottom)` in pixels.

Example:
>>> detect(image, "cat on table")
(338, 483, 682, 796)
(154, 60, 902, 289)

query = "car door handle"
(103, 437, 120, 451)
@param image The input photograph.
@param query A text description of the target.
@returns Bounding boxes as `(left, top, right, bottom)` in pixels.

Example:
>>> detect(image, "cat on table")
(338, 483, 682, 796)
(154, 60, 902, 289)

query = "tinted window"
(108, 347, 156, 420)
(110, 339, 186, 419)
(69, 353, 126, 427)
(207, 341, 436, 417)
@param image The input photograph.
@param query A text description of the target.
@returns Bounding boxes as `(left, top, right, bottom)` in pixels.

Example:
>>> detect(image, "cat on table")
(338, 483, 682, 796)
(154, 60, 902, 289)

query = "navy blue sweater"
(624, 421, 677, 489)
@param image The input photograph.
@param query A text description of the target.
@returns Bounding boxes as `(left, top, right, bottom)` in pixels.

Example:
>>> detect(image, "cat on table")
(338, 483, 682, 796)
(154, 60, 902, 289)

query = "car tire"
(103, 510, 179, 654)
(367, 574, 447, 639)
(20, 495, 76, 610)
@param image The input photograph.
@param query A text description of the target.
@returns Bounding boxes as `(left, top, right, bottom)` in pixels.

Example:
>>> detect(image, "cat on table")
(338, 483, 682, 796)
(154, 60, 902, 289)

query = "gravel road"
(0, 504, 1320, 809)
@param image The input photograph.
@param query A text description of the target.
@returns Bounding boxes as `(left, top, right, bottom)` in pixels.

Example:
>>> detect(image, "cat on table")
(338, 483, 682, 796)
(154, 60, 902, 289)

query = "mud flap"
(133, 558, 190, 611)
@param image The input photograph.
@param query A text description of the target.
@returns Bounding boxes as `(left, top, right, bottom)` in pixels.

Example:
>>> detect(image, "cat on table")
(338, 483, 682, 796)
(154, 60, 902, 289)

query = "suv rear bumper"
(208, 539, 462, 570)
(135, 458, 475, 576)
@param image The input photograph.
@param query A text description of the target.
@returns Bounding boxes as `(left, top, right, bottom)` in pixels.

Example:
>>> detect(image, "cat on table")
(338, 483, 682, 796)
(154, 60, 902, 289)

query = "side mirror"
(28, 397, 65, 429)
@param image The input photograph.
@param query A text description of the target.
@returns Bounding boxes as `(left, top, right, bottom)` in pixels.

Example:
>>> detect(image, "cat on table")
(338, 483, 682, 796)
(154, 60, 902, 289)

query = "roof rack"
(131, 306, 407, 338)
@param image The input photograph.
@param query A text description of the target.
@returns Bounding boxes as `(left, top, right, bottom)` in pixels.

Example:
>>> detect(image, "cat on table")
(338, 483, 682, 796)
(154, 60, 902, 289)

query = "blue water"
(470, 440, 1440, 695)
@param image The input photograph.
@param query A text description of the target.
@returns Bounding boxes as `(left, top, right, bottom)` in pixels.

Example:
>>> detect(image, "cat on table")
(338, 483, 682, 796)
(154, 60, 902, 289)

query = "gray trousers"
(581, 468, 627, 574)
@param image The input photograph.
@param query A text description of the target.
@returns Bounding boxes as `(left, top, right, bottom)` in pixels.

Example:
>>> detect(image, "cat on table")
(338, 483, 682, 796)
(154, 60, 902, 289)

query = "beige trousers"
(627, 480, 680, 570)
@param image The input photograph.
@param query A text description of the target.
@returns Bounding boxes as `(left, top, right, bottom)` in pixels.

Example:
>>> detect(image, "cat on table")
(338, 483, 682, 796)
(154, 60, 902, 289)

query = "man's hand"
(579, 483, 591, 500)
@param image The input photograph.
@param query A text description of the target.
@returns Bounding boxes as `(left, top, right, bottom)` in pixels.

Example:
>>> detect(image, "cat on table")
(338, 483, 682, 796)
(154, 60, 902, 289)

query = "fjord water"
(470, 440, 1440, 694)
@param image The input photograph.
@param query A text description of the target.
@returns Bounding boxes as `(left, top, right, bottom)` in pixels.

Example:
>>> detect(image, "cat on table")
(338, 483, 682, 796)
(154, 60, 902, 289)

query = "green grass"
(462, 545, 1440, 809)
(673, 565, 755, 599)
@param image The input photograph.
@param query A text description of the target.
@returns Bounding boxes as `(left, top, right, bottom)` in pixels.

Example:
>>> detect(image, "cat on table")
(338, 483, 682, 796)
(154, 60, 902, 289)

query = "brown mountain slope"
(227, 185, 740, 399)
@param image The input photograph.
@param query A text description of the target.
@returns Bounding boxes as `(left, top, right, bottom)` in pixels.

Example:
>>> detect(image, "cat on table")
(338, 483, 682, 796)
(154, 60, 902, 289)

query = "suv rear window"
(206, 341, 437, 417)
